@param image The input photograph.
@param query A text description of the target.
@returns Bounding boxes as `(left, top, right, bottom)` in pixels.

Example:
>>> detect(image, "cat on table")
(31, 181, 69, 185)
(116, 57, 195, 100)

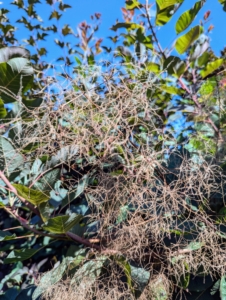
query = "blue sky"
(3, 0, 226, 65)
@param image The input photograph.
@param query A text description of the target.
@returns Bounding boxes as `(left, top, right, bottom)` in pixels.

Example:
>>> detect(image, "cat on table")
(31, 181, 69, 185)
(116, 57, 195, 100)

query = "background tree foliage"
(0, 0, 226, 299)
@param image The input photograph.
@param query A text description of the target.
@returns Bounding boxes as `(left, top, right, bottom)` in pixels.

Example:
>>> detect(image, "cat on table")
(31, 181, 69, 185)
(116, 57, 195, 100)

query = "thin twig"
(145, 0, 166, 59)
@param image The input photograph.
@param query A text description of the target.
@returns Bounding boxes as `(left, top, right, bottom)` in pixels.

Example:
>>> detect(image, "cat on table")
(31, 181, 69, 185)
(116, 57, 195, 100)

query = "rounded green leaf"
(163, 56, 186, 77)
(42, 213, 83, 233)
(12, 183, 50, 205)
(175, 1, 204, 34)
(175, 25, 203, 54)
(200, 58, 224, 78)
(0, 58, 34, 103)
(155, 0, 184, 26)
(146, 62, 161, 73)
(155, 5, 175, 26)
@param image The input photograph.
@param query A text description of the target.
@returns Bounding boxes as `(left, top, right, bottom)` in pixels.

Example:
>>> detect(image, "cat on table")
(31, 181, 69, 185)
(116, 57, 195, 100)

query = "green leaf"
(136, 29, 153, 49)
(175, 25, 203, 54)
(87, 54, 95, 65)
(125, 0, 142, 9)
(0, 55, 34, 103)
(59, 3, 72, 11)
(155, 0, 184, 26)
(42, 213, 83, 233)
(198, 79, 216, 96)
(160, 84, 184, 95)
(115, 256, 133, 291)
(70, 256, 107, 287)
(163, 56, 186, 77)
(49, 10, 62, 20)
(130, 263, 150, 292)
(156, 5, 175, 26)
(32, 256, 75, 300)
(198, 52, 210, 67)
(116, 205, 130, 225)
(0, 137, 24, 176)
(62, 24, 71, 36)
(211, 279, 220, 295)
(219, 0, 226, 12)
(22, 97, 43, 108)
(12, 184, 50, 205)
(184, 241, 204, 251)
(156, 0, 183, 10)
(0, 230, 16, 241)
(146, 62, 161, 73)
(4, 247, 43, 264)
(111, 22, 144, 31)
(61, 174, 89, 209)
(39, 201, 55, 222)
(149, 275, 169, 299)
(175, 1, 204, 34)
(34, 168, 61, 192)
(21, 142, 43, 154)
(220, 275, 226, 300)
(200, 58, 224, 78)
(0, 98, 7, 117)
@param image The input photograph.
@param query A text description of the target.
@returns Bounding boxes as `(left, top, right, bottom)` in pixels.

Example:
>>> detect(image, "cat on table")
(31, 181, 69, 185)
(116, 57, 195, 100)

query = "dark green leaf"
(62, 24, 71, 36)
(198, 52, 210, 67)
(4, 247, 43, 264)
(0, 230, 16, 241)
(49, 10, 62, 20)
(22, 98, 43, 108)
(0, 58, 33, 102)
(218, 0, 226, 12)
(42, 213, 83, 233)
(15, 286, 36, 300)
(59, 3, 72, 11)
(34, 169, 61, 192)
(39, 201, 55, 222)
(163, 56, 186, 77)
(111, 22, 144, 31)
